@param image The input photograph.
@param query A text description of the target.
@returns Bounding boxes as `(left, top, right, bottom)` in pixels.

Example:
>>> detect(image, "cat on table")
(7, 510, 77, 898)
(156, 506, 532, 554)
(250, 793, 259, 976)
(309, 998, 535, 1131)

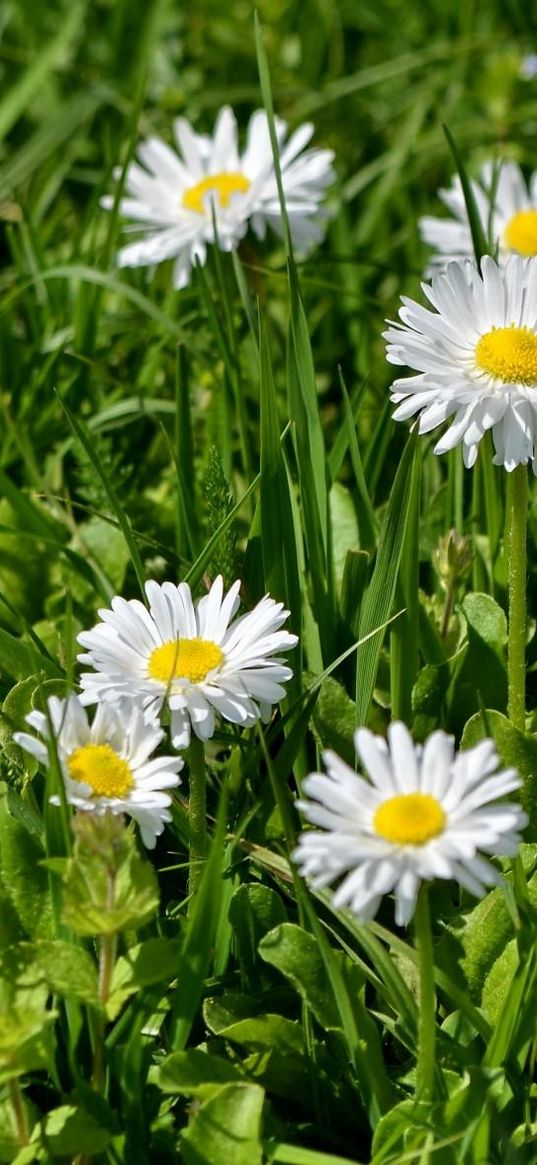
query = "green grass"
(1, 1, 537, 1162)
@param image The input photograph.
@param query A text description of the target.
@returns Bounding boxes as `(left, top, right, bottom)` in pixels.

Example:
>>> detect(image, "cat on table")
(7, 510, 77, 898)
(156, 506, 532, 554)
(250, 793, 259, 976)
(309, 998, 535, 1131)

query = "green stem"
(506, 464, 528, 731)
(440, 585, 454, 640)
(91, 855, 117, 1093)
(91, 929, 117, 1092)
(414, 884, 436, 1103)
(9, 1078, 29, 1148)
(188, 735, 208, 909)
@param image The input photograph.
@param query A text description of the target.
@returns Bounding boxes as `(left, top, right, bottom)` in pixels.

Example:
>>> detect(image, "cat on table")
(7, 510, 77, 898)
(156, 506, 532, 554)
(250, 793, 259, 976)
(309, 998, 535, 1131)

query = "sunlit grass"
(1, 2, 537, 1162)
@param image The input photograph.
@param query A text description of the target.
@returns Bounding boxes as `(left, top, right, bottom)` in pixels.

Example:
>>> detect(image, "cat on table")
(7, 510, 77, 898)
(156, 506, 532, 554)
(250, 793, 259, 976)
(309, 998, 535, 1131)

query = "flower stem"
(9, 1079, 29, 1148)
(506, 464, 528, 731)
(414, 884, 436, 1103)
(188, 735, 207, 910)
(440, 585, 454, 640)
(91, 852, 117, 1093)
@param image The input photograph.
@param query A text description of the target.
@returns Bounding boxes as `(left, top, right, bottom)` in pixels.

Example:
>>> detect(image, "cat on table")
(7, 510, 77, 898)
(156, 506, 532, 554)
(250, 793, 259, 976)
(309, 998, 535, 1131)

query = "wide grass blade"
(259, 313, 302, 660)
(167, 786, 228, 1051)
(56, 393, 146, 596)
(356, 434, 418, 726)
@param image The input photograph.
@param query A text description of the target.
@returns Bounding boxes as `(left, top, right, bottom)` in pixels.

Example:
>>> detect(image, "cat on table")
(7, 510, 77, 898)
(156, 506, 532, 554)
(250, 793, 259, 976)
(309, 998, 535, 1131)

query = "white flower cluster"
(385, 160, 537, 473)
(15, 576, 297, 847)
(103, 105, 335, 288)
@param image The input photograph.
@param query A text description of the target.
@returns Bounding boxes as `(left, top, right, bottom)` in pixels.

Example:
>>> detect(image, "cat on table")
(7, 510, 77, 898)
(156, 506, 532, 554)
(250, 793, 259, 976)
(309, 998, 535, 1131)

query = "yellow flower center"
(474, 325, 537, 385)
(182, 172, 251, 215)
(67, 743, 133, 798)
(503, 209, 537, 256)
(374, 792, 446, 846)
(148, 638, 224, 684)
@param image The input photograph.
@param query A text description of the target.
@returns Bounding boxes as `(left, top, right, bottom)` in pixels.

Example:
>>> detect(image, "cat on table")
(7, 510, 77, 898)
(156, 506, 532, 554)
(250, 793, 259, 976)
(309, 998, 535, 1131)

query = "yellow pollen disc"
(182, 172, 251, 215)
(503, 209, 537, 256)
(67, 743, 133, 798)
(148, 638, 224, 684)
(474, 325, 537, 385)
(374, 793, 446, 846)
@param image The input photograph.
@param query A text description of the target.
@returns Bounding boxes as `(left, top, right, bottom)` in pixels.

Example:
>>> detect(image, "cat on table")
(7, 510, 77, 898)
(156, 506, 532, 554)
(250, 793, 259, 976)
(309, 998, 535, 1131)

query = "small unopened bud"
(433, 529, 472, 591)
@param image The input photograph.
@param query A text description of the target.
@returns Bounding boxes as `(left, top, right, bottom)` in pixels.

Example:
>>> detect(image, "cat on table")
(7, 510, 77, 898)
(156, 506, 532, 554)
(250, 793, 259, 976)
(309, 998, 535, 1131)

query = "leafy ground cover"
(2, 1, 537, 1162)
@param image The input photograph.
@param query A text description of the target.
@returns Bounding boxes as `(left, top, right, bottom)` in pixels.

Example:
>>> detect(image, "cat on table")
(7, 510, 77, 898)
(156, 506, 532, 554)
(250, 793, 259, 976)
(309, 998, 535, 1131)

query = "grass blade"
(356, 434, 418, 726)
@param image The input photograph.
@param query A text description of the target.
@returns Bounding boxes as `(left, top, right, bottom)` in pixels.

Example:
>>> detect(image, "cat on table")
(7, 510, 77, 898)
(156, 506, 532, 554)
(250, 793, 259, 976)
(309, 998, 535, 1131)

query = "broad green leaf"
(370, 1098, 435, 1163)
(411, 662, 450, 742)
(266, 1145, 363, 1165)
(228, 885, 287, 984)
(0, 786, 52, 940)
(259, 923, 344, 1030)
(107, 938, 181, 1019)
(436, 862, 537, 1003)
(462, 592, 507, 654)
(481, 938, 518, 1025)
(0, 676, 42, 769)
(36, 941, 98, 1004)
(204, 993, 263, 1035)
(0, 626, 60, 682)
(155, 1049, 242, 1097)
(371, 1066, 493, 1163)
(0, 890, 24, 951)
(461, 709, 537, 834)
(216, 1015, 312, 1106)
(310, 674, 356, 766)
(0, 944, 56, 1083)
(180, 1082, 264, 1165)
(42, 1104, 113, 1156)
(78, 517, 131, 592)
(329, 482, 360, 593)
(449, 595, 507, 735)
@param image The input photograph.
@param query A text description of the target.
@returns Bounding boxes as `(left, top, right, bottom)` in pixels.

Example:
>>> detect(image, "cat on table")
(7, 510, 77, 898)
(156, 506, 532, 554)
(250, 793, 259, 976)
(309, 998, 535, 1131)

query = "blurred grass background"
(1, 0, 537, 681)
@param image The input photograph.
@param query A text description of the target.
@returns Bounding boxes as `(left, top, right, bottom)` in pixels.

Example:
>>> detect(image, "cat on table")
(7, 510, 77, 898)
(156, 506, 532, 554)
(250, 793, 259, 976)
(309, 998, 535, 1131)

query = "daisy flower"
(102, 105, 335, 288)
(77, 575, 298, 750)
(420, 161, 537, 272)
(14, 695, 183, 849)
(384, 254, 537, 472)
(293, 721, 526, 926)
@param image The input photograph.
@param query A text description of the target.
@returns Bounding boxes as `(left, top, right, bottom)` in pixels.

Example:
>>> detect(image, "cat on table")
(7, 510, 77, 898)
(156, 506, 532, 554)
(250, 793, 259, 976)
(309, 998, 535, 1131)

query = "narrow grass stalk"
(92, 930, 117, 1092)
(188, 735, 208, 909)
(414, 885, 436, 1103)
(506, 464, 528, 730)
(9, 1079, 29, 1148)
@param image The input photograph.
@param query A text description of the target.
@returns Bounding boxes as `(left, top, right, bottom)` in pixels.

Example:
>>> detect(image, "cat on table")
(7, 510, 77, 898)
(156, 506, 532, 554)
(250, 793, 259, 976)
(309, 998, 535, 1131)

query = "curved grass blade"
(443, 124, 489, 265)
(56, 392, 146, 597)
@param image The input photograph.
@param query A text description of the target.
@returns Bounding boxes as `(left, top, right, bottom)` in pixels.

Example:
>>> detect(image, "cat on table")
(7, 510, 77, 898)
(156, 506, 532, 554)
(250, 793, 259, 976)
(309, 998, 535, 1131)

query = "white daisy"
(103, 105, 335, 288)
(420, 161, 537, 272)
(293, 721, 526, 926)
(14, 694, 183, 849)
(384, 254, 537, 472)
(77, 575, 298, 750)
